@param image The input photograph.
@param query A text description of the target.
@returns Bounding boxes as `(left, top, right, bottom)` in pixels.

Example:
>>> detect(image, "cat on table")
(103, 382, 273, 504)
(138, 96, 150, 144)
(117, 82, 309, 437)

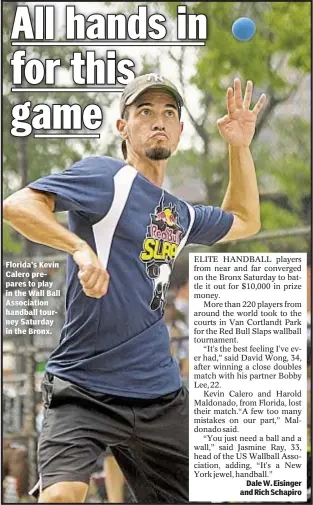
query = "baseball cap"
(120, 73, 184, 118)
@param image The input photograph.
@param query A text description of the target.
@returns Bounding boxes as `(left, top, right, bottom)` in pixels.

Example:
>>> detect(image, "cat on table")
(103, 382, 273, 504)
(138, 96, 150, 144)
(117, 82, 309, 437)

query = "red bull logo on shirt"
(140, 197, 184, 262)
(140, 194, 185, 310)
(150, 224, 182, 244)
(140, 238, 178, 262)
(155, 208, 177, 227)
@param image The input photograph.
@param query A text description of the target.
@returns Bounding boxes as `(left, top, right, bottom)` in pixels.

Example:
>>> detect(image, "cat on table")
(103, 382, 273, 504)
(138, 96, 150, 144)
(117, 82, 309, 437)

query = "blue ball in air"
(232, 17, 256, 42)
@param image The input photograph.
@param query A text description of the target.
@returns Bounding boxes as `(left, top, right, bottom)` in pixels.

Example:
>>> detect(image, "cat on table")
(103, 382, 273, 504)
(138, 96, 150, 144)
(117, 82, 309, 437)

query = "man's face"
(118, 89, 183, 161)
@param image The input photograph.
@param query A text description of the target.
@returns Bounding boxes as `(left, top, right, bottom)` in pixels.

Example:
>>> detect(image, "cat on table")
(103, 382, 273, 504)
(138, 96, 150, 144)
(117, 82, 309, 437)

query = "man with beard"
(3, 73, 265, 503)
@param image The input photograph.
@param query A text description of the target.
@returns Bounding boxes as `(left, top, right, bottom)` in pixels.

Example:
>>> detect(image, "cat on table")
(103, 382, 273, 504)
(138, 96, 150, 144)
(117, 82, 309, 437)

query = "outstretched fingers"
(243, 80, 253, 109)
(226, 87, 236, 116)
(252, 93, 266, 116)
(226, 78, 266, 118)
(234, 78, 243, 109)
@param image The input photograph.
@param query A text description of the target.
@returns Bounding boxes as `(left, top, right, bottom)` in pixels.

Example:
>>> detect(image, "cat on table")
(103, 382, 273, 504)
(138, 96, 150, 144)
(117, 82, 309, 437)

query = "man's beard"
(145, 147, 171, 160)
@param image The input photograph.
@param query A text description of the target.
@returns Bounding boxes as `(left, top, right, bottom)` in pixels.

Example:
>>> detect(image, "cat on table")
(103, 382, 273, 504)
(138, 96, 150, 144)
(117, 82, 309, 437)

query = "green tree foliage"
(3, 2, 120, 253)
(161, 2, 310, 252)
(4, 2, 310, 255)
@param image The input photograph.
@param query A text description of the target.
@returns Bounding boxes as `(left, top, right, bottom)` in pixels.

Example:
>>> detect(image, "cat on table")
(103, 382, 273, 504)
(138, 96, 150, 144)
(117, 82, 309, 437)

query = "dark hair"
(121, 140, 127, 160)
(121, 107, 129, 160)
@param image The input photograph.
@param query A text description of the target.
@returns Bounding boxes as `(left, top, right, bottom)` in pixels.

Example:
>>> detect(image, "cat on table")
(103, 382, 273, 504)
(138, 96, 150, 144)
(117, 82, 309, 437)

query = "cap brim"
(124, 84, 184, 108)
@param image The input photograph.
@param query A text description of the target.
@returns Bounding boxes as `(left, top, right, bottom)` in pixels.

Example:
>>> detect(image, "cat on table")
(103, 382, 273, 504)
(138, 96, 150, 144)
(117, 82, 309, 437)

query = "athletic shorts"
(29, 373, 189, 503)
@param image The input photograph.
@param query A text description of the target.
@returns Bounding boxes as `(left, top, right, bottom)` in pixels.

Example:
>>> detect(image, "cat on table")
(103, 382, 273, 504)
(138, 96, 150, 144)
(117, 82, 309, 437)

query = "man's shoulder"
(72, 155, 127, 177)
(163, 189, 193, 211)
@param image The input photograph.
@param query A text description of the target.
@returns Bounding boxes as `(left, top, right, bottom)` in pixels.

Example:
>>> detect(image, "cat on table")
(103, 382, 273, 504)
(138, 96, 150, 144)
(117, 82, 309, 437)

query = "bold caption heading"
(10, 5, 208, 137)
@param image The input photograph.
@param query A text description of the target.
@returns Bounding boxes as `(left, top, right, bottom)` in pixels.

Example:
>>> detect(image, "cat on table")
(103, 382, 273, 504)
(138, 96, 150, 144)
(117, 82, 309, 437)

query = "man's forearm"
(3, 192, 86, 254)
(221, 145, 260, 231)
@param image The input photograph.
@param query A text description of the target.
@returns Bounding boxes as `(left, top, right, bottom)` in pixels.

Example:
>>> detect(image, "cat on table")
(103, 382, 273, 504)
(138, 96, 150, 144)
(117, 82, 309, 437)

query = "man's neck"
(126, 153, 167, 188)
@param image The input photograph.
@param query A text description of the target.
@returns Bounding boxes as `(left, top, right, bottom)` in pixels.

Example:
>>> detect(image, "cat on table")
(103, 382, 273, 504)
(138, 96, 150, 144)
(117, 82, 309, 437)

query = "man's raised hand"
(217, 78, 266, 147)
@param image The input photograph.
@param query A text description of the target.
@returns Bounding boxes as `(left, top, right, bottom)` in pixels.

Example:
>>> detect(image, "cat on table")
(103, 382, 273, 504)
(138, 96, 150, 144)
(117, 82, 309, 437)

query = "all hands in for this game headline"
(9, 5, 259, 138)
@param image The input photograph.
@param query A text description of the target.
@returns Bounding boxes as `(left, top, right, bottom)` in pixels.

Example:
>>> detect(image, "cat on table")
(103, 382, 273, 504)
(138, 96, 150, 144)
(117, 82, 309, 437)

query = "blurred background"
(2, 1, 311, 502)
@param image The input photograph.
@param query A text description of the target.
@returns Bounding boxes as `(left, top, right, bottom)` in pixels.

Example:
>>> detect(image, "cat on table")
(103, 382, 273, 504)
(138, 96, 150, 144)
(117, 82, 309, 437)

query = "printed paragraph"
(4, 260, 60, 337)
(189, 253, 307, 502)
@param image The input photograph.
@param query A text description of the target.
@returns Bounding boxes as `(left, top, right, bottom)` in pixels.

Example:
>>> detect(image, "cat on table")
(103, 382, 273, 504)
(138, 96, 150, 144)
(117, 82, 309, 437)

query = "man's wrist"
(229, 143, 251, 150)
(71, 240, 89, 256)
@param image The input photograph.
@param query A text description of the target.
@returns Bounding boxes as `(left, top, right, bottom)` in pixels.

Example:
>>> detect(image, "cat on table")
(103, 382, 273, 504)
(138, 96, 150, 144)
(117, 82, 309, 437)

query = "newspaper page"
(2, 2, 311, 504)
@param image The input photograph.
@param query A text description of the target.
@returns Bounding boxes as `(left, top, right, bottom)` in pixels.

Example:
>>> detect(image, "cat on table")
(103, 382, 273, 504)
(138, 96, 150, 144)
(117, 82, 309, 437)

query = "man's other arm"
(3, 188, 109, 298)
(3, 188, 82, 252)
(218, 145, 260, 243)
(215, 79, 266, 243)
